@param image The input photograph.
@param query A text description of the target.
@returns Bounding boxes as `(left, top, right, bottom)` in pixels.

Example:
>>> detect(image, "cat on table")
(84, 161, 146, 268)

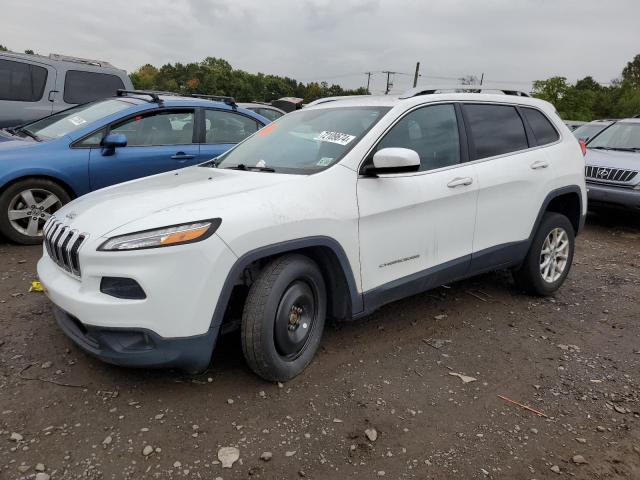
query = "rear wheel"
(513, 212, 575, 296)
(241, 254, 326, 381)
(0, 178, 70, 244)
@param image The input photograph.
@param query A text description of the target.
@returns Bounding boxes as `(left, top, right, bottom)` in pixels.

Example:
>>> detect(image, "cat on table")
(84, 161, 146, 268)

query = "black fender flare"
(209, 236, 363, 334)
(528, 185, 585, 241)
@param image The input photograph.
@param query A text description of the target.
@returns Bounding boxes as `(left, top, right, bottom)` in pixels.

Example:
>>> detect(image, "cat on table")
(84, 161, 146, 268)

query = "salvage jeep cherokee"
(37, 86, 587, 381)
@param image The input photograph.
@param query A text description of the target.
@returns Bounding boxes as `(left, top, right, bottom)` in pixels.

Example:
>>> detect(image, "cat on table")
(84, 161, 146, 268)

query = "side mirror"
(101, 133, 127, 156)
(364, 148, 420, 176)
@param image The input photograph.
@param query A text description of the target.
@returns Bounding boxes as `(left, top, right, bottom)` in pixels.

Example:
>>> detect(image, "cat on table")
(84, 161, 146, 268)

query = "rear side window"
(0, 59, 47, 102)
(521, 107, 559, 145)
(257, 108, 283, 121)
(464, 104, 528, 159)
(205, 110, 259, 143)
(64, 70, 125, 104)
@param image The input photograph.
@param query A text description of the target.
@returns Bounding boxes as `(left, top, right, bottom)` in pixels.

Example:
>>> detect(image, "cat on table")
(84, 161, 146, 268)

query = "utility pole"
(383, 71, 394, 94)
(480, 72, 484, 85)
(413, 62, 420, 88)
(364, 72, 372, 94)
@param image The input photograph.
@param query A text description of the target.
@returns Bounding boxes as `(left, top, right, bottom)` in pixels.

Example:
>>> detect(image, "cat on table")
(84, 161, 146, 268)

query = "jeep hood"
(54, 166, 298, 237)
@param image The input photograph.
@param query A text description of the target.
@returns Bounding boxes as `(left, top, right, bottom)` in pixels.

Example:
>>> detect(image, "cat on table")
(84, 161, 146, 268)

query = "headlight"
(98, 219, 221, 251)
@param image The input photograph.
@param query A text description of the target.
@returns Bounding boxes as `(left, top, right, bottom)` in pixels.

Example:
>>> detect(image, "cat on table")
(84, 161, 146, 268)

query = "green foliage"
(532, 54, 640, 120)
(129, 56, 368, 103)
(0, 44, 8, 52)
(24, 49, 35, 55)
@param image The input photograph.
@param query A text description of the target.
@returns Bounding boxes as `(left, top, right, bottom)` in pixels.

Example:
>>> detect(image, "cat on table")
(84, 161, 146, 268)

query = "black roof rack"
(190, 94, 237, 108)
(117, 90, 239, 108)
(400, 85, 531, 99)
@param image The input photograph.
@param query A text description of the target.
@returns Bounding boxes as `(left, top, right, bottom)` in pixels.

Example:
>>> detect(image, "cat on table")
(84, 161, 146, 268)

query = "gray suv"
(585, 118, 640, 210)
(0, 51, 133, 128)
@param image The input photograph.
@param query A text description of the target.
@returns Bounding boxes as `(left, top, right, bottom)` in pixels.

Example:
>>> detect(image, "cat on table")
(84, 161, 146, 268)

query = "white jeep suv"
(37, 87, 587, 381)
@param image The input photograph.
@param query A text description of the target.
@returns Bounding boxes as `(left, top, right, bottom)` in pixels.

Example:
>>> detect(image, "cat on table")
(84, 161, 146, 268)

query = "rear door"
(357, 103, 478, 303)
(0, 57, 56, 127)
(89, 108, 199, 189)
(464, 103, 558, 263)
(198, 109, 262, 161)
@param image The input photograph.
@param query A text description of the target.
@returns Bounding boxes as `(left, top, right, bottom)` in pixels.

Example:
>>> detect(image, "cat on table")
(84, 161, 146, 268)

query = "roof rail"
(190, 94, 237, 108)
(48, 53, 115, 68)
(400, 85, 531, 99)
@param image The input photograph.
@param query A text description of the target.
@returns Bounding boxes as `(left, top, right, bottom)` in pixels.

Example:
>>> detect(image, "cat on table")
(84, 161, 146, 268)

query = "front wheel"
(241, 254, 327, 381)
(0, 178, 70, 244)
(513, 212, 575, 296)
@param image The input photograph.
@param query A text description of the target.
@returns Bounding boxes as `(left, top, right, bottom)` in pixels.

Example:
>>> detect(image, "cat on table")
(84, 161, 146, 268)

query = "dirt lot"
(1, 212, 639, 480)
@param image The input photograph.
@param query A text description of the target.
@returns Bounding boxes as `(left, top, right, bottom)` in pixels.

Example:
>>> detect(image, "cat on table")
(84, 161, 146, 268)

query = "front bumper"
(53, 305, 215, 371)
(587, 182, 640, 210)
(38, 232, 238, 370)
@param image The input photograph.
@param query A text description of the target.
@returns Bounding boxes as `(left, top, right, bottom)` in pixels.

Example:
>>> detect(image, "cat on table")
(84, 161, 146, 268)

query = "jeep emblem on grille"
(597, 168, 610, 178)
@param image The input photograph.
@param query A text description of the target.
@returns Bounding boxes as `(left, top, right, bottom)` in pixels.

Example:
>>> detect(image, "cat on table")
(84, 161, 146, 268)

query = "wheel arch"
(210, 237, 363, 333)
(0, 173, 79, 200)
(531, 185, 585, 239)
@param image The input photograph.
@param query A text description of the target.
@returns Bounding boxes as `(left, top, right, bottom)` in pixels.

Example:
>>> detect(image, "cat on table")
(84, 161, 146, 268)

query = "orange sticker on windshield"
(258, 123, 279, 137)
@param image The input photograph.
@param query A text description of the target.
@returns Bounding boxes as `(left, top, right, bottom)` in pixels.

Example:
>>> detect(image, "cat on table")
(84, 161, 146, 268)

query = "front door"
(357, 103, 478, 307)
(89, 109, 200, 190)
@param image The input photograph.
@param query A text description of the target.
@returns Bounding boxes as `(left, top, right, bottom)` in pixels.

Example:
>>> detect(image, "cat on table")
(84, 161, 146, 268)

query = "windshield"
(588, 123, 640, 151)
(22, 99, 131, 140)
(212, 106, 390, 174)
(573, 123, 609, 141)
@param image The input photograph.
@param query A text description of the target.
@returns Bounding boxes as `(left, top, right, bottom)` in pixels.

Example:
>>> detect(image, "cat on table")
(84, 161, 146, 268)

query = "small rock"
(35, 474, 50, 480)
(596, 426, 606, 432)
(173, 461, 182, 468)
(575, 438, 587, 444)
(377, 471, 386, 477)
(154, 414, 165, 420)
(365, 428, 378, 442)
(260, 452, 273, 461)
(142, 445, 154, 456)
(530, 428, 538, 435)
(103, 435, 113, 446)
(41, 361, 52, 369)
(218, 446, 240, 468)
(434, 314, 447, 320)
(17, 465, 30, 473)
(448, 372, 477, 383)
(35, 463, 45, 472)
(333, 418, 343, 423)
(227, 398, 234, 405)
(10, 432, 23, 442)
(550, 465, 561, 474)
(259, 390, 266, 398)
(572, 455, 587, 465)
(285, 450, 296, 457)
(277, 382, 284, 389)
(614, 405, 626, 414)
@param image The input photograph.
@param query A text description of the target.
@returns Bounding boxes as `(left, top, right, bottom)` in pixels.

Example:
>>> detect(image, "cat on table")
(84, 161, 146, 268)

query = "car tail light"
(578, 139, 587, 156)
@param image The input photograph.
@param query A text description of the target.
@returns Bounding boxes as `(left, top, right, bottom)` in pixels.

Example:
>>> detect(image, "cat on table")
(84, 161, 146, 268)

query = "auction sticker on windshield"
(68, 115, 87, 126)
(314, 131, 355, 146)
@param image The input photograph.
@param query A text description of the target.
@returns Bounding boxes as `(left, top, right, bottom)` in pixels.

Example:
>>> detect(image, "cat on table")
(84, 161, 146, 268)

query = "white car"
(37, 86, 587, 380)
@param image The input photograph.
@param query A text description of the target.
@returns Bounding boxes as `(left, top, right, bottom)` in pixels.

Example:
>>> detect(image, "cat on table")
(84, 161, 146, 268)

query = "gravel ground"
(1, 212, 639, 480)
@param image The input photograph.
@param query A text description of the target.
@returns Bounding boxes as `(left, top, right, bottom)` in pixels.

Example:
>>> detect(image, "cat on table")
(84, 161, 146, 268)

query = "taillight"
(578, 139, 587, 156)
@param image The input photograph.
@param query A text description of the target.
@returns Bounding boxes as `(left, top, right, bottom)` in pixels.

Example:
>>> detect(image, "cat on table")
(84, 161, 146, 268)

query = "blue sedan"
(0, 91, 269, 244)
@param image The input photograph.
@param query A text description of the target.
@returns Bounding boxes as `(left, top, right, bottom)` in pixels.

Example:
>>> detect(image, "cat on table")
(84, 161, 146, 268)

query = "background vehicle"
(238, 102, 286, 121)
(584, 117, 640, 210)
(37, 86, 586, 381)
(0, 90, 269, 244)
(564, 120, 587, 131)
(0, 51, 133, 128)
(573, 119, 614, 142)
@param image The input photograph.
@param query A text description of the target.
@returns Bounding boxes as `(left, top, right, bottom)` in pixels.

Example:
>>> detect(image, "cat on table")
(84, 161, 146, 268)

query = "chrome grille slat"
(585, 165, 638, 185)
(43, 217, 87, 278)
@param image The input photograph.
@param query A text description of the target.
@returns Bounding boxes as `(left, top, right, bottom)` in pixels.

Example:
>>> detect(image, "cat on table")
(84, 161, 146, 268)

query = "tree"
(575, 76, 600, 91)
(24, 49, 35, 55)
(622, 54, 640, 87)
(0, 44, 8, 52)
(532, 77, 569, 105)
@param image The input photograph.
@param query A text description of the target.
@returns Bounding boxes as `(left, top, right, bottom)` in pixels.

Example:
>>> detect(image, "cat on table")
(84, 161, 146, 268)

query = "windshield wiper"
(17, 128, 41, 142)
(223, 164, 276, 172)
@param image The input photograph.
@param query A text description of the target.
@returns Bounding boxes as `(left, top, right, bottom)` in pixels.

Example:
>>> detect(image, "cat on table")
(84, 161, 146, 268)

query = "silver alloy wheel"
(8, 188, 61, 238)
(539, 227, 569, 284)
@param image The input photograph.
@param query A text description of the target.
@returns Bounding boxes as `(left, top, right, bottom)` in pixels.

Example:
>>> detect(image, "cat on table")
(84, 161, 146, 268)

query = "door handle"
(447, 177, 473, 188)
(47, 90, 58, 102)
(530, 160, 549, 170)
(171, 152, 196, 160)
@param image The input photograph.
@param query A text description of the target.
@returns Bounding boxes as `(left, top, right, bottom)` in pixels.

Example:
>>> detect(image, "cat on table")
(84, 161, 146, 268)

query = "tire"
(241, 254, 327, 381)
(513, 212, 575, 296)
(0, 178, 70, 245)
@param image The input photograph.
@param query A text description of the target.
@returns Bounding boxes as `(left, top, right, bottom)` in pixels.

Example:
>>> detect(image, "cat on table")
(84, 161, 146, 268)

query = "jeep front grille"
(585, 165, 638, 183)
(43, 218, 87, 277)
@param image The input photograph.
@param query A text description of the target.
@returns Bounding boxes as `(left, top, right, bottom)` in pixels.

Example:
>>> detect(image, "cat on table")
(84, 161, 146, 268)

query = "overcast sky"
(3, 0, 639, 94)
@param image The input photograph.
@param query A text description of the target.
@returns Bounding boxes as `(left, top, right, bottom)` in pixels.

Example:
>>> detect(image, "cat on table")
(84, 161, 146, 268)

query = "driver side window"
(376, 104, 461, 171)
